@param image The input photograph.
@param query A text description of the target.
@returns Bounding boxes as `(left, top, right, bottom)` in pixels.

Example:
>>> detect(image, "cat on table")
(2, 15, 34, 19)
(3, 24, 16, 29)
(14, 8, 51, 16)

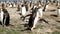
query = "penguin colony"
(0, 0, 60, 30)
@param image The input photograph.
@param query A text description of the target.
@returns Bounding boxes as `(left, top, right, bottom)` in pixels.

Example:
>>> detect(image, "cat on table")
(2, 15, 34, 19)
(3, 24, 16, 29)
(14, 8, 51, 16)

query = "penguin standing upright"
(17, 4, 20, 11)
(0, 9, 4, 24)
(30, 1, 32, 7)
(27, 7, 38, 30)
(43, 3, 48, 12)
(9, 3, 12, 8)
(38, 7, 43, 18)
(25, 2, 28, 11)
(21, 4, 26, 18)
(31, 4, 37, 10)
(43, 0, 48, 11)
(1, 3, 10, 26)
(27, 6, 41, 30)
(57, 7, 60, 17)
(13, 3, 16, 8)
(3, 8, 10, 26)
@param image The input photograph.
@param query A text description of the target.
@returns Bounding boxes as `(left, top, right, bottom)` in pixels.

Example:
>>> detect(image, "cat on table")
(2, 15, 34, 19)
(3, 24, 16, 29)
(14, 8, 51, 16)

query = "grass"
(45, 32, 51, 34)
(26, 30, 33, 34)
(6, 29, 21, 34)
(51, 24, 57, 26)
(0, 18, 22, 34)
(52, 31, 60, 34)
(0, 18, 60, 34)
(10, 19, 19, 23)
(56, 26, 60, 30)
(0, 25, 22, 34)
(36, 24, 46, 29)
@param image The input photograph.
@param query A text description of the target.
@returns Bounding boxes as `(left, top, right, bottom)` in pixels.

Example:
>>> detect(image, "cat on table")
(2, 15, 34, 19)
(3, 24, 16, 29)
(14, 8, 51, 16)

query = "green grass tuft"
(52, 31, 60, 34)
(56, 26, 60, 30)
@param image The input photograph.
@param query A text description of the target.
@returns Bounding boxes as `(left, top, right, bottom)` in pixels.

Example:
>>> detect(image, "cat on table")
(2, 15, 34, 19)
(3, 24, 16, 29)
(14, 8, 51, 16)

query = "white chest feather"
(34, 6, 37, 9)
(21, 6, 26, 16)
(57, 9, 60, 16)
(1, 9, 4, 22)
(46, 5, 48, 9)
(13, 4, 16, 7)
(38, 8, 43, 17)
(34, 8, 43, 23)
(9, 4, 12, 7)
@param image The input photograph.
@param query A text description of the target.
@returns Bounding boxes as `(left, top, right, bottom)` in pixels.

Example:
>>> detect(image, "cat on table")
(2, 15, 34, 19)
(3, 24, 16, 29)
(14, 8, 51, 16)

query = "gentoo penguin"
(56, 1, 58, 6)
(43, 3, 48, 12)
(30, 1, 32, 7)
(24, 2, 28, 11)
(21, 4, 26, 19)
(9, 3, 12, 8)
(13, 3, 16, 8)
(31, 4, 37, 10)
(31, 6, 43, 30)
(1, 3, 10, 26)
(0, 5, 4, 25)
(0, 8, 4, 25)
(26, 6, 41, 30)
(38, 6, 43, 18)
(17, 4, 20, 11)
(39, 0, 41, 4)
(57, 7, 60, 17)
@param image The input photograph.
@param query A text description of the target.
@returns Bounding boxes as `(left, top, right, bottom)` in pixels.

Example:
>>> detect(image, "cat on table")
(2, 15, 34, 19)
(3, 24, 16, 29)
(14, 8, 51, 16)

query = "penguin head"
(21, 4, 25, 7)
(34, 6, 39, 11)
(2, 3, 5, 9)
